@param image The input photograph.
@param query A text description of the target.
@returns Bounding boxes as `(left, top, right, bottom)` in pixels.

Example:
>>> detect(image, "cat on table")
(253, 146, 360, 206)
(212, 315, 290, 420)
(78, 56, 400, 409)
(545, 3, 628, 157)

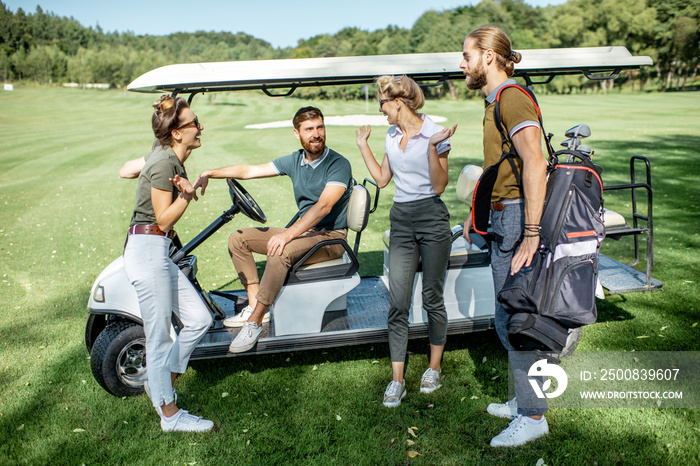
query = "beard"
(301, 136, 325, 156)
(465, 58, 487, 91)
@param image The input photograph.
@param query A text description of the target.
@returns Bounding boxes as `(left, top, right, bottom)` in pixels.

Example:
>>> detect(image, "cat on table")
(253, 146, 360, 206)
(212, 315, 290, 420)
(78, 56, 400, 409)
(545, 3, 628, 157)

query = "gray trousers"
(387, 197, 451, 362)
(491, 204, 548, 416)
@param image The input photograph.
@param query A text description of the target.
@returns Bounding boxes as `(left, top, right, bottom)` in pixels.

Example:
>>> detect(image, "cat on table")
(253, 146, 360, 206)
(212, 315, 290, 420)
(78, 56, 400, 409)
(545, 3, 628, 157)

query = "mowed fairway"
(0, 86, 699, 465)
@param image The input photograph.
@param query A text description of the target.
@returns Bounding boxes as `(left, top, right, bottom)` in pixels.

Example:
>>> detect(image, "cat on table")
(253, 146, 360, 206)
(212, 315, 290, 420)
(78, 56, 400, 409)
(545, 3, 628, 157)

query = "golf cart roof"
(127, 46, 652, 97)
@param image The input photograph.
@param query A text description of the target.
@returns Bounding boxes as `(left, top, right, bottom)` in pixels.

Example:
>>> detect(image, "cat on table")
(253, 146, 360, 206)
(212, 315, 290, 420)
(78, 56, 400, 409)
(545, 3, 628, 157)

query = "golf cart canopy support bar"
(127, 46, 652, 95)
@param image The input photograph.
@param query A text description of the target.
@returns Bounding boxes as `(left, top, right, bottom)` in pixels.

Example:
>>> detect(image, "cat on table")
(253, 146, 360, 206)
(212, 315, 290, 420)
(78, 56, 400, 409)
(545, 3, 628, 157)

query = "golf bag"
(499, 149, 604, 352)
(472, 84, 605, 353)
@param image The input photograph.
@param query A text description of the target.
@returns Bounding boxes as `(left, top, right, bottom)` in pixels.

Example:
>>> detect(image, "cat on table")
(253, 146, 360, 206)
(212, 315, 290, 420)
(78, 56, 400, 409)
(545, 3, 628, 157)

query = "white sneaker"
(487, 396, 518, 419)
(420, 368, 442, 393)
(223, 305, 271, 328)
(383, 380, 406, 408)
(143, 380, 177, 417)
(229, 321, 263, 353)
(160, 409, 214, 433)
(490, 414, 548, 447)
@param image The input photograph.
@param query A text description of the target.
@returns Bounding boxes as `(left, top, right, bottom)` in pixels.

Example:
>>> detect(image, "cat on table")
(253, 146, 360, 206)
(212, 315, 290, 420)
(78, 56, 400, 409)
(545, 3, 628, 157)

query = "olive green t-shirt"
(482, 81, 541, 201)
(129, 145, 186, 227)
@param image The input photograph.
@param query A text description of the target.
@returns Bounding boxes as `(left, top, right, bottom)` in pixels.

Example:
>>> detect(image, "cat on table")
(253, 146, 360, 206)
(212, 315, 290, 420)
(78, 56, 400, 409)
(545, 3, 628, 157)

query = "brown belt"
(491, 199, 523, 211)
(128, 224, 174, 238)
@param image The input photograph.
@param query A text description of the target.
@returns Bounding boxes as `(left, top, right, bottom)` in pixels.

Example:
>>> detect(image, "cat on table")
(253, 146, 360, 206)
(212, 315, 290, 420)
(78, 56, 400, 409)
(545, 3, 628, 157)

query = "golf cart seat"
(602, 208, 627, 230)
(271, 180, 376, 336)
(381, 164, 495, 324)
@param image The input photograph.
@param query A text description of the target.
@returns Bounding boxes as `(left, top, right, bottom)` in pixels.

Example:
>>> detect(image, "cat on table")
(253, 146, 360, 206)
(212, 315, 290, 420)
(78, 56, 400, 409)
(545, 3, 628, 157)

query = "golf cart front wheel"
(90, 320, 147, 397)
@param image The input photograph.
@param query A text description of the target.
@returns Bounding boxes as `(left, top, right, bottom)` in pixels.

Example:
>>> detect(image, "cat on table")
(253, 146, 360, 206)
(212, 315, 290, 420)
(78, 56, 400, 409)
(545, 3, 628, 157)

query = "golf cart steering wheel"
(227, 178, 267, 224)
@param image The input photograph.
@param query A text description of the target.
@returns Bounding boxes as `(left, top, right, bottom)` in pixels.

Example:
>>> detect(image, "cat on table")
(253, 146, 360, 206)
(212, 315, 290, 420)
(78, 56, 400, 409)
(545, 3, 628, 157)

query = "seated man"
(193, 106, 353, 353)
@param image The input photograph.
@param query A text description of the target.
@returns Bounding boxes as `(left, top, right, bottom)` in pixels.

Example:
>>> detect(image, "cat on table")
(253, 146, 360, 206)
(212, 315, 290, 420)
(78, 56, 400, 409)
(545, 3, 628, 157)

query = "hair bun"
(511, 51, 522, 64)
(153, 95, 175, 114)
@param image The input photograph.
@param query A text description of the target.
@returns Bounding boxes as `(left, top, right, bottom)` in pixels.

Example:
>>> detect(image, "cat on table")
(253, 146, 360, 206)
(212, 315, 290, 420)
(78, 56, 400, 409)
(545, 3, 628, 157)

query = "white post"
(364, 85, 368, 113)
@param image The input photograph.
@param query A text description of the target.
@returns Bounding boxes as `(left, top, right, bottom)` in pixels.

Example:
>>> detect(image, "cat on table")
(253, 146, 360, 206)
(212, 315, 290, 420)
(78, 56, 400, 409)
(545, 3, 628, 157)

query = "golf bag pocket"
(497, 251, 546, 315)
(506, 313, 569, 353)
(539, 248, 598, 328)
(499, 241, 599, 327)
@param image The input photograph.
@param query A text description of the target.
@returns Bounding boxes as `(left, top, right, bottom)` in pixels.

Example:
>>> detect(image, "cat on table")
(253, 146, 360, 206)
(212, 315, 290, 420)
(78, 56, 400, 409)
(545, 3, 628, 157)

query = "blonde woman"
(356, 75, 456, 407)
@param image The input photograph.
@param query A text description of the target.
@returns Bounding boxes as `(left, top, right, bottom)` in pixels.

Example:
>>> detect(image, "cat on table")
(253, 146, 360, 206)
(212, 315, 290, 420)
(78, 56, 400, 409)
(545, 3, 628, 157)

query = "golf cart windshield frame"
(127, 46, 653, 100)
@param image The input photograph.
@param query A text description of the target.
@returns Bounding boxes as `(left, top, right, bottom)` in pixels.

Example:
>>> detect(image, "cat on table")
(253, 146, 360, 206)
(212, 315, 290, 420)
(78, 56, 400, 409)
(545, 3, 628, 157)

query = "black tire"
(90, 320, 147, 397)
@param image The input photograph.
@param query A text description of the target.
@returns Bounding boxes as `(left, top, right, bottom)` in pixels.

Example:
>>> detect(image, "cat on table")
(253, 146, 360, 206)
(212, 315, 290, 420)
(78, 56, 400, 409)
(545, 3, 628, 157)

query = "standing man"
(460, 26, 550, 447)
(193, 107, 352, 353)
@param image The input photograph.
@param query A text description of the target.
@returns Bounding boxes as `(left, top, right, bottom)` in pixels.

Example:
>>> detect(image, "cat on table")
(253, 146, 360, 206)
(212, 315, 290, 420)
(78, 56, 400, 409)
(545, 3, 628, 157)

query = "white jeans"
(123, 233, 211, 409)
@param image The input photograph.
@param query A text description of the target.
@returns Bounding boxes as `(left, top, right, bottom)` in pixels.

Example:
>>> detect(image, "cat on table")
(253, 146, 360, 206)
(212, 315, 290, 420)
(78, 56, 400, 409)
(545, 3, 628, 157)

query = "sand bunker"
(245, 114, 447, 129)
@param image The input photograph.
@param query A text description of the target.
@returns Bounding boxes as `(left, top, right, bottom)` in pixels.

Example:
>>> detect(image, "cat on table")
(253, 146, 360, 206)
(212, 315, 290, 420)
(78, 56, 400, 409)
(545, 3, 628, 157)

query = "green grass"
(1, 86, 699, 465)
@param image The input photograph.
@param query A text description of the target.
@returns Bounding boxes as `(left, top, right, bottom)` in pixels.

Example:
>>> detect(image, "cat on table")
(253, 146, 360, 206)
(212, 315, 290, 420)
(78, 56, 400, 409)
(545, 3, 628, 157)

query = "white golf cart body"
(87, 46, 659, 397)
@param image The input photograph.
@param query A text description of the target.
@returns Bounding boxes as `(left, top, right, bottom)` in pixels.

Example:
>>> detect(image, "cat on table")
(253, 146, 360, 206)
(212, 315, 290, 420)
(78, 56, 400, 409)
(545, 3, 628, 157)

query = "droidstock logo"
(528, 359, 568, 399)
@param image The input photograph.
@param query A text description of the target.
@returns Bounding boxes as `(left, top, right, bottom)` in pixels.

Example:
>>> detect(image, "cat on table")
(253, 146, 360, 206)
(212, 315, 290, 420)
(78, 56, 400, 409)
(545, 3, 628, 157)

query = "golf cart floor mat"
(193, 276, 493, 358)
(598, 254, 662, 294)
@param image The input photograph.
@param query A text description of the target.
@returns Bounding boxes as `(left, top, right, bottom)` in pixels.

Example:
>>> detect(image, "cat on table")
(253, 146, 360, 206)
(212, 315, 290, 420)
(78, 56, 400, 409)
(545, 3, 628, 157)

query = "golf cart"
(86, 47, 659, 397)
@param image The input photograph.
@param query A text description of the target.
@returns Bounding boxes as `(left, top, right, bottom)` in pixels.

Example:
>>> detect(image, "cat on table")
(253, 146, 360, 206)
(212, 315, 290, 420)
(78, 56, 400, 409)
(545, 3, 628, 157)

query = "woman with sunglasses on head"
(356, 75, 457, 407)
(122, 95, 213, 432)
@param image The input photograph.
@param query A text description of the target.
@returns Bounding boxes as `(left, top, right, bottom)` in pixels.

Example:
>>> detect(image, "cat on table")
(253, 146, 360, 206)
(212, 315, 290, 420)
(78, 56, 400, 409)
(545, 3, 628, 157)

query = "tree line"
(0, 0, 697, 97)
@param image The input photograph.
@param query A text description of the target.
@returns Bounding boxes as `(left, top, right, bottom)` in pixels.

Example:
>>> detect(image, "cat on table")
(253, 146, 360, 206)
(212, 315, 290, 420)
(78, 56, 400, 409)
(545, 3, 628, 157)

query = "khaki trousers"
(228, 227, 347, 306)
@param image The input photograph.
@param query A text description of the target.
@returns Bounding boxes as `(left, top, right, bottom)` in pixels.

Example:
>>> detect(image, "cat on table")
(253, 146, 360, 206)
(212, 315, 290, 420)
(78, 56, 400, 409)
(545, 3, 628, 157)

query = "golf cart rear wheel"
(90, 320, 147, 397)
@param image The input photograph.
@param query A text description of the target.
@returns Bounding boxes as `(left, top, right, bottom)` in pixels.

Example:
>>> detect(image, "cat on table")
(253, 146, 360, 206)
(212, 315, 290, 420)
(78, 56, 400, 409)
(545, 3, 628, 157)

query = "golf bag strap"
(493, 84, 554, 165)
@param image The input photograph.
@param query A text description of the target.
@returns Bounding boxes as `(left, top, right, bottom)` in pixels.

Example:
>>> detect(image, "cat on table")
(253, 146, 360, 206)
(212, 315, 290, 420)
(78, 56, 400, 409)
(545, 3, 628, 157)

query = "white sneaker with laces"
(383, 380, 406, 408)
(143, 380, 177, 417)
(160, 409, 214, 433)
(487, 396, 518, 419)
(223, 305, 271, 328)
(420, 368, 442, 393)
(229, 321, 263, 353)
(490, 414, 548, 447)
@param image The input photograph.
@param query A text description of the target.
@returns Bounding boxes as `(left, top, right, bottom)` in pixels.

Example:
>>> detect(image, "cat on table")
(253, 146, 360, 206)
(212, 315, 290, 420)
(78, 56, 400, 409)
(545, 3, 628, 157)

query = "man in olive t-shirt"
(460, 26, 551, 448)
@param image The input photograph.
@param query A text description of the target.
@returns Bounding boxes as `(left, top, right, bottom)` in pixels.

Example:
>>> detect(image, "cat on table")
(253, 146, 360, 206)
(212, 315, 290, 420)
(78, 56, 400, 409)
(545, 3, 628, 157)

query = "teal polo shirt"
(272, 147, 352, 231)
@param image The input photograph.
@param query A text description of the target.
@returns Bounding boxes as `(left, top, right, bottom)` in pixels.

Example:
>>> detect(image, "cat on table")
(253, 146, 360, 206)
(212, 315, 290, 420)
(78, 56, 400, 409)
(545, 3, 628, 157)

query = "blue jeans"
(123, 234, 211, 409)
(491, 204, 548, 416)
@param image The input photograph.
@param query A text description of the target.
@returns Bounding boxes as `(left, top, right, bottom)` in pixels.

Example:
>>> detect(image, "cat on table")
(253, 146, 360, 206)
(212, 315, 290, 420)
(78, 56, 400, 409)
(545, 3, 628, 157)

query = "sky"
(5, 0, 566, 49)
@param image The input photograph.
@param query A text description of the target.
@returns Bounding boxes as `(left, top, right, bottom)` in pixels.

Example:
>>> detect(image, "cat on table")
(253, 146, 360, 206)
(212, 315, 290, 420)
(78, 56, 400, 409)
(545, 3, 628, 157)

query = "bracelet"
(523, 233, 540, 237)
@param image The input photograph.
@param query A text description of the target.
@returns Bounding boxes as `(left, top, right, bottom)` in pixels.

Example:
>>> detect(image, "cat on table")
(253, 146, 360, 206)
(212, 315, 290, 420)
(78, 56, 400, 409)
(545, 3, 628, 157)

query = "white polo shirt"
(384, 114, 451, 203)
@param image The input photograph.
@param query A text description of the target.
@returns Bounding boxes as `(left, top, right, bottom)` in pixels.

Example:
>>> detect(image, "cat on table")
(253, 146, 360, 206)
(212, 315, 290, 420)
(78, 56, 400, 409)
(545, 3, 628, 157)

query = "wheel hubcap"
(116, 337, 147, 388)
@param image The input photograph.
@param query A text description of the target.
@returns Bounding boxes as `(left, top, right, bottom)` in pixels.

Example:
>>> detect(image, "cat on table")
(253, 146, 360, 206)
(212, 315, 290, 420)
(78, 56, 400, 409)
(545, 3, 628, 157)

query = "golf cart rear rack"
(600, 155, 662, 294)
(127, 46, 653, 99)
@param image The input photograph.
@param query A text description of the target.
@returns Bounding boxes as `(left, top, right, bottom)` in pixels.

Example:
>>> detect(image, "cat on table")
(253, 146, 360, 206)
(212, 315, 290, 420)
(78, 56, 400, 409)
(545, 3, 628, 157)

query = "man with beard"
(193, 107, 353, 353)
(460, 26, 550, 447)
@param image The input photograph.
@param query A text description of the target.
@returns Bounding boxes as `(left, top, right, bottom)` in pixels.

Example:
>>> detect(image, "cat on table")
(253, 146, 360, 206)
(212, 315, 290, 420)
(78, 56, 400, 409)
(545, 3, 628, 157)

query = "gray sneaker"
(490, 414, 548, 447)
(223, 305, 271, 328)
(383, 380, 406, 408)
(143, 379, 177, 417)
(161, 409, 214, 433)
(487, 397, 518, 419)
(229, 321, 263, 353)
(420, 368, 442, 393)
